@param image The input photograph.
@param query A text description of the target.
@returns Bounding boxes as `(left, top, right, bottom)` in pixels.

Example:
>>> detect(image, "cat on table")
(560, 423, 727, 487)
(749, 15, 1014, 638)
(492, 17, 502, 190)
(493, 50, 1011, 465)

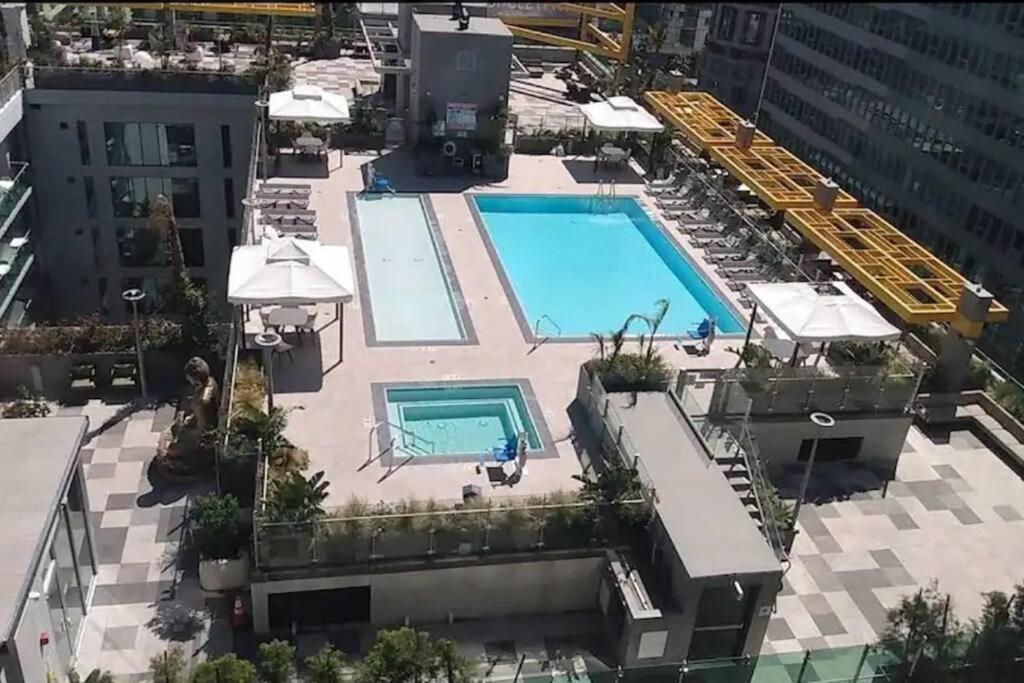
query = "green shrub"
(149, 647, 187, 683)
(258, 639, 296, 683)
(585, 351, 672, 392)
(304, 645, 346, 683)
(0, 318, 182, 356)
(190, 494, 246, 560)
(2, 386, 51, 419)
(191, 654, 256, 683)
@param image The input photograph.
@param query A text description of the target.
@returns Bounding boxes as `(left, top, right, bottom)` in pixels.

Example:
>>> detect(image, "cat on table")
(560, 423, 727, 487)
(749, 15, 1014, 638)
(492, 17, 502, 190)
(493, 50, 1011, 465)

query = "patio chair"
(110, 361, 139, 389)
(69, 362, 98, 392)
(715, 258, 761, 272)
(686, 317, 714, 341)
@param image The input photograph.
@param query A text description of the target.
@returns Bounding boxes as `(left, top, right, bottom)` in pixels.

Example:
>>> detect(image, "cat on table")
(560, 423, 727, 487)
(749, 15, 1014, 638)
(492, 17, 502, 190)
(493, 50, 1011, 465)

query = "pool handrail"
(533, 314, 562, 348)
(369, 419, 437, 459)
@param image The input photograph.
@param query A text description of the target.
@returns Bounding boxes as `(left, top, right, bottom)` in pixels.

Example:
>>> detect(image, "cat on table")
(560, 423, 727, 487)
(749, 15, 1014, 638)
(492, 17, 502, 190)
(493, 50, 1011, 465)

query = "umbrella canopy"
(747, 281, 900, 343)
(577, 96, 665, 133)
(269, 84, 350, 123)
(227, 238, 355, 305)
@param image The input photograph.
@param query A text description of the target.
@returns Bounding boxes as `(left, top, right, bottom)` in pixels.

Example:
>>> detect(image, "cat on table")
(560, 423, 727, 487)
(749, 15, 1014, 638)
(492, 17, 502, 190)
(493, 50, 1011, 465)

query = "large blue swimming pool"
(471, 195, 743, 337)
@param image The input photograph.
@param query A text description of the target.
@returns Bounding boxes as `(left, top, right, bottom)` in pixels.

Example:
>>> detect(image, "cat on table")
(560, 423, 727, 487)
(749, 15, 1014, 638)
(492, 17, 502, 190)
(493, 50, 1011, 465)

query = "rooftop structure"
(645, 91, 774, 148)
(644, 88, 1008, 331)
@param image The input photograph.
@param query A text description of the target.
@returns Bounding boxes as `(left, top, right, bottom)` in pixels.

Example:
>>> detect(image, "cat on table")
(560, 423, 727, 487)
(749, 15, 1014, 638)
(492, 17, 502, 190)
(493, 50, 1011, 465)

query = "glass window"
(740, 11, 765, 45)
(110, 177, 200, 218)
(65, 473, 96, 605)
(122, 276, 172, 314)
(220, 124, 232, 168)
(51, 507, 85, 646)
(117, 226, 204, 267)
(104, 123, 197, 166)
(717, 6, 737, 41)
(224, 177, 236, 219)
(83, 177, 97, 219)
(76, 121, 90, 166)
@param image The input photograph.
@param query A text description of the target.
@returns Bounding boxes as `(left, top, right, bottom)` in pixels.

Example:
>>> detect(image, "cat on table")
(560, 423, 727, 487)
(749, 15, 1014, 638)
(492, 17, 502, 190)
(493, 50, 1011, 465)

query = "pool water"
(385, 385, 542, 456)
(352, 194, 466, 342)
(472, 195, 743, 337)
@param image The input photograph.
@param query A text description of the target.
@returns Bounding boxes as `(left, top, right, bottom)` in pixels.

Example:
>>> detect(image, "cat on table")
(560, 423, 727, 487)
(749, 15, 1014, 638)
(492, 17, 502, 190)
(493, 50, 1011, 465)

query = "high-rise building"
(699, 2, 780, 118)
(635, 3, 714, 66)
(758, 3, 1024, 367)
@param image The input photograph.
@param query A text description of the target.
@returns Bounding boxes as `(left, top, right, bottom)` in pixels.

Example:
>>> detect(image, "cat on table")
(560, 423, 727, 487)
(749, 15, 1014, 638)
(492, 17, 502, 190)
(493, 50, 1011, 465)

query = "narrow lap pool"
(350, 193, 472, 344)
(382, 384, 544, 458)
(470, 195, 743, 338)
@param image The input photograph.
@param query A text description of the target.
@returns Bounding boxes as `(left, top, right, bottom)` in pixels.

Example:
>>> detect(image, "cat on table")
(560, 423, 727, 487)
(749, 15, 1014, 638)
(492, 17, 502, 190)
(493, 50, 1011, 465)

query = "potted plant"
(191, 494, 250, 591)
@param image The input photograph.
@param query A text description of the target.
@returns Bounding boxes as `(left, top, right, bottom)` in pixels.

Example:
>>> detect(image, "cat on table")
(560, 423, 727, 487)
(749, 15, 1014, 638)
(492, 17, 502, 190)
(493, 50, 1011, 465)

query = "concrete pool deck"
(263, 151, 752, 508)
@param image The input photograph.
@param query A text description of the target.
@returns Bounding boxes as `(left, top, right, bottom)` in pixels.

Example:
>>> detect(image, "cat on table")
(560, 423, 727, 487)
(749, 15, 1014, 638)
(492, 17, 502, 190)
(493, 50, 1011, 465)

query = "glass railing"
(703, 365, 921, 419)
(0, 64, 24, 112)
(0, 233, 34, 315)
(254, 497, 647, 571)
(0, 163, 31, 231)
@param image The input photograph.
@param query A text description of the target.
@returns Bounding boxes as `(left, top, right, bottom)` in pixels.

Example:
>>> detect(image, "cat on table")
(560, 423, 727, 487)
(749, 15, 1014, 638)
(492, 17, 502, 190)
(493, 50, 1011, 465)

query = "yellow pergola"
(708, 145, 858, 211)
(786, 207, 1009, 328)
(643, 89, 1007, 331)
(644, 91, 774, 148)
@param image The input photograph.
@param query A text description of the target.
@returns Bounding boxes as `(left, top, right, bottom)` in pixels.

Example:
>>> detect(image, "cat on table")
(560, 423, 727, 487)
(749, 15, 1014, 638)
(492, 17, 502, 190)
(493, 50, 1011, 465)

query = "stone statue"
(156, 357, 220, 482)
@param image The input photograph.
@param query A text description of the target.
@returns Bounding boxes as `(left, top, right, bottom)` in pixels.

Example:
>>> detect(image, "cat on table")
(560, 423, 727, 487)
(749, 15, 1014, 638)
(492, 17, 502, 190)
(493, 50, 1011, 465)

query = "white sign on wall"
(446, 102, 478, 132)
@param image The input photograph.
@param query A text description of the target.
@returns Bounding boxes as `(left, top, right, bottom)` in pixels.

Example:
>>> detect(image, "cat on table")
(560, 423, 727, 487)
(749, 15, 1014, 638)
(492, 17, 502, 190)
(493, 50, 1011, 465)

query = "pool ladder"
(368, 420, 436, 471)
(594, 180, 616, 212)
(530, 314, 562, 353)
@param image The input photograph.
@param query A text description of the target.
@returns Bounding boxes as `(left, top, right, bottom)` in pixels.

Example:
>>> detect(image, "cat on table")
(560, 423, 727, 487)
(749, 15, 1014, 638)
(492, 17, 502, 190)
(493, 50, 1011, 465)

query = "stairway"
(710, 431, 765, 531)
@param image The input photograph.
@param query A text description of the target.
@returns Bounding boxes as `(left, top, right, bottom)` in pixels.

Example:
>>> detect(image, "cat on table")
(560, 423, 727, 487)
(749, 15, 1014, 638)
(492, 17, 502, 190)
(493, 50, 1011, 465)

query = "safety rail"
(368, 419, 436, 460)
(532, 314, 562, 349)
(0, 64, 23, 113)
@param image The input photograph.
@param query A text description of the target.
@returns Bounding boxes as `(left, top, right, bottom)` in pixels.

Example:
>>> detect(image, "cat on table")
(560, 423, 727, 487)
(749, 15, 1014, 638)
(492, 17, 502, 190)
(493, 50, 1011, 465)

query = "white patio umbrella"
(738, 281, 900, 367)
(577, 96, 665, 133)
(746, 281, 900, 343)
(228, 238, 355, 359)
(268, 84, 351, 123)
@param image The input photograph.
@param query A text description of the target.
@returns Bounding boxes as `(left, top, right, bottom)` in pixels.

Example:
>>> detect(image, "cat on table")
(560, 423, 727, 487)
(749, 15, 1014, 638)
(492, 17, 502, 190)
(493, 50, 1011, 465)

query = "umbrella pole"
(741, 302, 757, 357)
(789, 343, 801, 367)
(338, 302, 344, 362)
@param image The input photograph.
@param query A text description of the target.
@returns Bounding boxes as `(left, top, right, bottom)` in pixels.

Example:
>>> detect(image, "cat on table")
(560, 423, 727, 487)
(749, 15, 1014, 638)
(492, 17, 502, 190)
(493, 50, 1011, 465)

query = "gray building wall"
(24, 87, 255, 322)
(251, 555, 606, 633)
(759, 3, 1024, 372)
(699, 2, 779, 117)
(752, 414, 913, 480)
(408, 14, 512, 146)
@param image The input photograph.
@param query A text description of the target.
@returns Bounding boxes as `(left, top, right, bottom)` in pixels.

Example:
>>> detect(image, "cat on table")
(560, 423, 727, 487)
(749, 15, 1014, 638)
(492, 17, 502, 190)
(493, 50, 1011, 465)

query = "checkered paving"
(293, 56, 381, 96)
(765, 426, 1024, 654)
(60, 400, 224, 681)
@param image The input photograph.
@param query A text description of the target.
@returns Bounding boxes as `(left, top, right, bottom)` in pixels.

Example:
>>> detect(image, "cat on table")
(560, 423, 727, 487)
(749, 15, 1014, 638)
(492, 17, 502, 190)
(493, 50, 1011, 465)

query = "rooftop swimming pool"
(380, 383, 545, 459)
(471, 195, 744, 338)
(350, 193, 473, 344)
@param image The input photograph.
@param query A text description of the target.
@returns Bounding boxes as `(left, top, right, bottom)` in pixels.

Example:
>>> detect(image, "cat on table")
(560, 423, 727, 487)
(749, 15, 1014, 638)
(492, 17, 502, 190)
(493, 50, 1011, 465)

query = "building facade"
(23, 69, 256, 322)
(0, 417, 96, 683)
(758, 3, 1024, 366)
(635, 3, 713, 65)
(699, 2, 779, 118)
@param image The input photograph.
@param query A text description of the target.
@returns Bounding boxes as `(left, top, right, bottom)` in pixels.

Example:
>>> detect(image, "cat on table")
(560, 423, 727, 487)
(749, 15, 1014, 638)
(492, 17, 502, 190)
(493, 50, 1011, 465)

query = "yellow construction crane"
(502, 3, 635, 64)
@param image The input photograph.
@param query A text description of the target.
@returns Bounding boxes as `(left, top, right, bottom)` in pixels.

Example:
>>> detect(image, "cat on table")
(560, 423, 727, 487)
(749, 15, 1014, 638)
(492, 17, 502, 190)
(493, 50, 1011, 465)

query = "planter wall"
(33, 66, 259, 95)
(0, 351, 184, 401)
(199, 554, 250, 592)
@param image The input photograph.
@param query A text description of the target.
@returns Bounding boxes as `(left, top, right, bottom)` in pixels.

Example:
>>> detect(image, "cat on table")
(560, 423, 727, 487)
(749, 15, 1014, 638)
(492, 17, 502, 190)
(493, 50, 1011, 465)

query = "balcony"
(0, 163, 31, 237)
(0, 229, 35, 321)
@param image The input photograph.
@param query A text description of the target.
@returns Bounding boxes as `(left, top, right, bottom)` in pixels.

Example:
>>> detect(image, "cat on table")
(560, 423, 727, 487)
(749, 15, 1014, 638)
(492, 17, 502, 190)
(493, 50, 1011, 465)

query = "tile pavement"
(764, 425, 1024, 655)
(61, 400, 224, 681)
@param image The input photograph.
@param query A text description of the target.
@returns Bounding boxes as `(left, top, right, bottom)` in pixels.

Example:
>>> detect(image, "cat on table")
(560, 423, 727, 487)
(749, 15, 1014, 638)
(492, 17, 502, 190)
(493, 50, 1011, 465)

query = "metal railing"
(0, 64, 24, 112)
(0, 163, 31, 232)
(254, 495, 647, 571)
(706, 364, 922, 419)
(580, 368, 659, 504)
(367, 419, 436, 459)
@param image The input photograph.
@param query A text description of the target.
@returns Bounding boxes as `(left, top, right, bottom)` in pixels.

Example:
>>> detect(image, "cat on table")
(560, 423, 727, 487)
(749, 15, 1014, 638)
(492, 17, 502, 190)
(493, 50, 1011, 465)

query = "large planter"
(0, 350, 185, 401)
(199, 552, 250, 592)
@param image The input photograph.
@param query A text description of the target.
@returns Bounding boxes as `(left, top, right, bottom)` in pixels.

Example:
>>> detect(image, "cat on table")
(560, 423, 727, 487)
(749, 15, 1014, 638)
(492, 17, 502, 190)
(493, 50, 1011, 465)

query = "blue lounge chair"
(687, 317, 712, 340)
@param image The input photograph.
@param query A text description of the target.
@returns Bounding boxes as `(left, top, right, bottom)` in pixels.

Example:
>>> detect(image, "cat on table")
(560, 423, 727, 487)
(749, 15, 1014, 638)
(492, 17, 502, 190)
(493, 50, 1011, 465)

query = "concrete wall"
(408, 17, 512, 146)
(251, 555, 605, 634)
(24, 87, 255, 321)
(753, 414, 912, 480)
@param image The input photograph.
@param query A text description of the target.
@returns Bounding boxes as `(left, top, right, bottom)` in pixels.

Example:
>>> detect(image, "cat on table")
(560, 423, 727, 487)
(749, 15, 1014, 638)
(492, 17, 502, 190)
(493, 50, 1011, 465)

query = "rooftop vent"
(735, 120, 756, 149)
(813, 178, 840, 212)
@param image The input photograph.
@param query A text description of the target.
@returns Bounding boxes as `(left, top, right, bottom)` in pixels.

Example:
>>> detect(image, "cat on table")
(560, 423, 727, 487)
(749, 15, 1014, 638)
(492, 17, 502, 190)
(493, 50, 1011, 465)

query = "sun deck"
(258, 153, 751, 508)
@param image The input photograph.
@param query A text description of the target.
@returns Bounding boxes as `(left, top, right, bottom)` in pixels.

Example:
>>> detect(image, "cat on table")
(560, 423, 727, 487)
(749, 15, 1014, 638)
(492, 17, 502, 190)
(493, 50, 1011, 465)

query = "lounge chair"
(704, 250, 749, 263)
(715, 257, 761, 271)
(258, 197, 310, 210)
(110, 361, 139, 389)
